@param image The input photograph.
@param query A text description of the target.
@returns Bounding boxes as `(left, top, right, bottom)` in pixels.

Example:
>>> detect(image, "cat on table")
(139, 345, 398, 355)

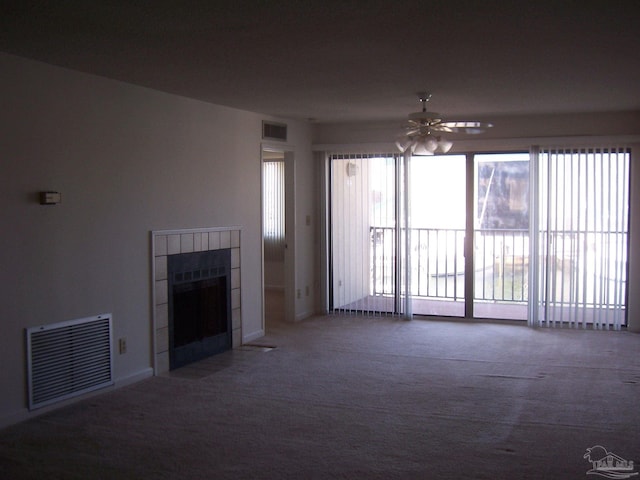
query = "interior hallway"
(264, 287, 285, 332)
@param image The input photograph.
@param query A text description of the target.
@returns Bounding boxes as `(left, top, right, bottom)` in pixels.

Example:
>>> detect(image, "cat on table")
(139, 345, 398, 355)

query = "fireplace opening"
(173, 277, 227, 347)
(168, 249, 231, 369)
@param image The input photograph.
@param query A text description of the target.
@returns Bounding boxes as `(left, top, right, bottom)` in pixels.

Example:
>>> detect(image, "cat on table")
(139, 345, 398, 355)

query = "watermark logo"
(584, 445, 638, 479)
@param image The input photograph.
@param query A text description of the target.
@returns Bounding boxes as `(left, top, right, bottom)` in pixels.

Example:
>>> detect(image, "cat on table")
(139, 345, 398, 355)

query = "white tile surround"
(151, 227, 241, 374)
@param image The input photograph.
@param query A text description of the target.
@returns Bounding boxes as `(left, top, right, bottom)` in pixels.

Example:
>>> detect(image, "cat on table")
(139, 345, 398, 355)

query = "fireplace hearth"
(168, 249, 231, 369)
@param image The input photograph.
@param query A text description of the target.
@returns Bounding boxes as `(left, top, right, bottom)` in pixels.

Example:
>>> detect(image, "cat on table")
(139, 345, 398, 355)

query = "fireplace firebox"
(168, 249, 232, 369)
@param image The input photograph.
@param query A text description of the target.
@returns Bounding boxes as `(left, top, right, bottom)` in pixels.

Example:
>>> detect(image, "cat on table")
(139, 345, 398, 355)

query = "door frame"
(261, 144, 296, 326)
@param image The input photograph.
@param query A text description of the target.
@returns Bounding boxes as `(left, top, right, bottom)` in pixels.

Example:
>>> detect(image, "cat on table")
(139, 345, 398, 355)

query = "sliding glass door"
(328, 147, 629, 326)
(408, 155, 467, 316)
(473, 153, 530, 320)
(330, 153, 467, 317)
(330, 152, 512, 318)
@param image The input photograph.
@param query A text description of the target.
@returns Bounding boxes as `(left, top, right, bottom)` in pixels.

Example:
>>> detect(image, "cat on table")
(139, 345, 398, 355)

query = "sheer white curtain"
(530, 146, 630, 329)
(329, 153, 412, 318)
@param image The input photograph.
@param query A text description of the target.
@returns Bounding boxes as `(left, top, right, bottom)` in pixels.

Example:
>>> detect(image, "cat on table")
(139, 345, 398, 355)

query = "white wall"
(628, 143, 640, 333)
(290, 137, 317, 321)
(0, 53, 314, 426)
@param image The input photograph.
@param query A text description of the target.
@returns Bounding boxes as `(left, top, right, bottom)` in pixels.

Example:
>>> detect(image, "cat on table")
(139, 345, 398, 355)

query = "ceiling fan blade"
(403, 126, 423, 136)
(432, 121, 493, 134)
(407, 120, 429, 129)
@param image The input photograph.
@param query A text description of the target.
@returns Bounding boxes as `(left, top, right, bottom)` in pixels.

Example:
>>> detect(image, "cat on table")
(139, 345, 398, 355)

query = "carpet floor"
(1, 314, 639, 479)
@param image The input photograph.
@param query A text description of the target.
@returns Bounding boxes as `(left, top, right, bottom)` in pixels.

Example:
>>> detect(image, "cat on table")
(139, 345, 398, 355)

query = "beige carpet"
(1, 314, 639, 479)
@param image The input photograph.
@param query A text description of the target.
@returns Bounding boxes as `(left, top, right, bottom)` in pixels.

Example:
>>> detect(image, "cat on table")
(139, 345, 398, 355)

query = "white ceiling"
(2, 0, 639, 124)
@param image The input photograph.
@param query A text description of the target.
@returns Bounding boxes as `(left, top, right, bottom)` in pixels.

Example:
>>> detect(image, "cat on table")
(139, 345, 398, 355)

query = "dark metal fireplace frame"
(167, 249, 232, 369)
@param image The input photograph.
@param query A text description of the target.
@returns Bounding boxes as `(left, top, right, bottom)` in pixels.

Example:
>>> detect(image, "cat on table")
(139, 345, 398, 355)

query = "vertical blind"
(532, 147, 630, 329)
(263, 159, 285, 262)
(330, 153, 412, 317)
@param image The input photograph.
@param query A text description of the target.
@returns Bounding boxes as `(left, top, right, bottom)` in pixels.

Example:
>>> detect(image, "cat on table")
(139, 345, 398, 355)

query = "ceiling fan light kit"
(396, 93, 493, 155)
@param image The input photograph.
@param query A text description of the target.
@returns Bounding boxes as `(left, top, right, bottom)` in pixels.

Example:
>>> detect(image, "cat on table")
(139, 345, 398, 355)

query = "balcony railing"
(370, 227, 529, 303)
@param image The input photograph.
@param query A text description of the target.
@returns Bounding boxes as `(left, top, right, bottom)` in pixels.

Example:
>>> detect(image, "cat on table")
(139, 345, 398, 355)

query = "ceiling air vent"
(262, 121, 287, 141)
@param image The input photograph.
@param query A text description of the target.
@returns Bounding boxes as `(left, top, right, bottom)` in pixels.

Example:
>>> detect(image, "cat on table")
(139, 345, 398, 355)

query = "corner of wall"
(626, 144, 640, 333)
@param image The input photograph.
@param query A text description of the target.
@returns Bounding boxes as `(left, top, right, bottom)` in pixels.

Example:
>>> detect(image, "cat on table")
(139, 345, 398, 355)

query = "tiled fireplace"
(151, 227, 242, 374)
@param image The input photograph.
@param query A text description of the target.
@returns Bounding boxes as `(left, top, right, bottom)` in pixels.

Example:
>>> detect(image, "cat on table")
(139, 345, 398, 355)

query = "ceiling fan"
(396, 93, 493, 155)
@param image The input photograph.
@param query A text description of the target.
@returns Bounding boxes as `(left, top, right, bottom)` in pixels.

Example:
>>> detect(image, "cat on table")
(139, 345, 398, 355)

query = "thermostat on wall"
(39, 191, 61, 205)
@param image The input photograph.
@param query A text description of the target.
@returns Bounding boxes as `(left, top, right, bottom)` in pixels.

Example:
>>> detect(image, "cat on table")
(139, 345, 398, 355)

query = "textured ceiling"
(2, 0, 639, 123)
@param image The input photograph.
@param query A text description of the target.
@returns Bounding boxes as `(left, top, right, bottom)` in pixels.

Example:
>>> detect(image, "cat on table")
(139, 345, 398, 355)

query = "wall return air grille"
(26, 314, 114, 410)
(262, 120, 287, 141)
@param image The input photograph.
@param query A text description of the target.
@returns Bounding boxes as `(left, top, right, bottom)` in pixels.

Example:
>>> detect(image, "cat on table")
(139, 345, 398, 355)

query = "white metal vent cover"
(26, 313, 114, 410)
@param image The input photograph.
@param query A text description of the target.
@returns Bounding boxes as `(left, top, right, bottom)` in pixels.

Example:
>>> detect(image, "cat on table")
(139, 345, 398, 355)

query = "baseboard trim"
(242, 329, 265, 344)
(295, 310, 315, 322)
(0, 367, 154, 430)
(115, 367, 154, 387)
(0, 409, 31, 430)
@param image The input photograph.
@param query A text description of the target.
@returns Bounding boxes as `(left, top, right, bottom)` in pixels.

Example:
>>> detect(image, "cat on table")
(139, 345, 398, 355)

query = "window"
(326, 145, 631, 328)
(263, 158, 285, 261)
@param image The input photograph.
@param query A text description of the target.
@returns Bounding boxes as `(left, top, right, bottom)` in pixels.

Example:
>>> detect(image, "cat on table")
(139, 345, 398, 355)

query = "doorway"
(408, 155, 467, 316)
(262, 146, 295, 329)
(329, 152, 531, 320)
(329, 148, 629, 326)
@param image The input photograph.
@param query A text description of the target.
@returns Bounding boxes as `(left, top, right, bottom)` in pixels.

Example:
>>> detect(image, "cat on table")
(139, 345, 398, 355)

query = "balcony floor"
(338, 294, 527, 320)
(338, 295, 625, 327)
